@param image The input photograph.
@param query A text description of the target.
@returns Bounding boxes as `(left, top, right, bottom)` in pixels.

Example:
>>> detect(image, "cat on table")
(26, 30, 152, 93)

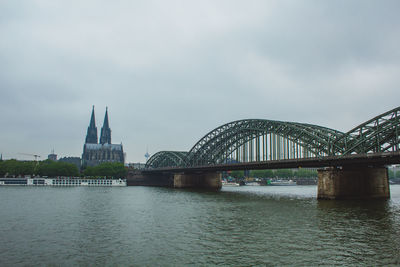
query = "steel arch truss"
(185, 119, 344, 166)
(145, 106, 400, 169)
(336, 106, 400, 155)
(145, 151, 188, 169)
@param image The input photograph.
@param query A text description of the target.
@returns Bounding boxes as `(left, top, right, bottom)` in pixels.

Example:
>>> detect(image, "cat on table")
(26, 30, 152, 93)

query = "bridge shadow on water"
(315, 198, 400, 265)
(132, 184, 400, 265)
(163, 186, 400, 265)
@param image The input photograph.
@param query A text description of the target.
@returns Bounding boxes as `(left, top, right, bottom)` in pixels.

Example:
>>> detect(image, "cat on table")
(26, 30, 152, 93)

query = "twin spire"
(85, 106, 112, 144)
(100, 107, 111, 144)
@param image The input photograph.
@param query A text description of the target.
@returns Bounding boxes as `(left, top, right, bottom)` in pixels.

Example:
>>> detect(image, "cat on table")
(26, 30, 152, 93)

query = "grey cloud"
(1, 0, 399, 162)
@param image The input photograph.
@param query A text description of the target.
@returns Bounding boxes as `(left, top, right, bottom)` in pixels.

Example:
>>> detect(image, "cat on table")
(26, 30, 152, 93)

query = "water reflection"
(316, 198, 400, 265)
(0, 186, 399, 266)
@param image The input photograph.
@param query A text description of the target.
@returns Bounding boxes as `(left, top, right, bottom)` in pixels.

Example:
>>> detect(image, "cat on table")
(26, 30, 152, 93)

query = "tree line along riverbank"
(0, 159, 127, 178)
(2, 159, 399, 182)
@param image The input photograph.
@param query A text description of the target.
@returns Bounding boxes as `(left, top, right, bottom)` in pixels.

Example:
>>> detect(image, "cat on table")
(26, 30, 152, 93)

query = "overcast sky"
(1, 0, 399, 163)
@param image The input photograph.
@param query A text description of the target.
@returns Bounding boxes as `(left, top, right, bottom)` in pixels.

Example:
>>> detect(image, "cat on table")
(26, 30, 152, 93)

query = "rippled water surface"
(1, 185, 400, 266)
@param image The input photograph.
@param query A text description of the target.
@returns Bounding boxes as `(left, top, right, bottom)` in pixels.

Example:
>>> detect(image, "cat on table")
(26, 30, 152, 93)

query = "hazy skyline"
(1, 0, 400, 163)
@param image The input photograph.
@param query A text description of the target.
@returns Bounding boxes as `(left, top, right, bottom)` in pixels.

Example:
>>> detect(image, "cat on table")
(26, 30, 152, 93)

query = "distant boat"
(270, 180, 297, 186)
(222, 180, 240, 186)
(0, 177, 127, 187)
(245, 182, 260, 186)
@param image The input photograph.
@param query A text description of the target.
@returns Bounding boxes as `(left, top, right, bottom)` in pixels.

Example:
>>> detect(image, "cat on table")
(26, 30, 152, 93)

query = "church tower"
(100, 107, 112, 144)
(85, 106, 98, 144)
(83, 106, 124, 167)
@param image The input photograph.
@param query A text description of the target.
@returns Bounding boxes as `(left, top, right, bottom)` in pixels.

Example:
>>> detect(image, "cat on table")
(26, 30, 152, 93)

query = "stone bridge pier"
(317, 166, 390, 199)
(173, 172, 222, 190)
(127, 170, 222, 189)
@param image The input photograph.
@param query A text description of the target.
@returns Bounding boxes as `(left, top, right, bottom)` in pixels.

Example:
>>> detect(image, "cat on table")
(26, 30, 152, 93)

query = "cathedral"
(82, 106, 125, 167)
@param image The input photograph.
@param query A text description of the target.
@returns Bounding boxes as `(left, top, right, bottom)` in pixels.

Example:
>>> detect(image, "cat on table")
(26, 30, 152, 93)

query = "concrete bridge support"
(317, 166, 390, 199)
(127, 170, 173, 186)
(173, 172, 222, 189)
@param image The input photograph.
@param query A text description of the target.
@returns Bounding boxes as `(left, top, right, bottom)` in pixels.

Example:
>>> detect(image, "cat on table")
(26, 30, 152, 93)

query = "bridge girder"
(336, 106, 400, 154)
(145, 151, 188, 169)
(185, 120, 344, 166)
(145, 106, 400, 169)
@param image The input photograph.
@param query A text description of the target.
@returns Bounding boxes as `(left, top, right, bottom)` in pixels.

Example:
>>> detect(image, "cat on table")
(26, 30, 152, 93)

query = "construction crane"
(19, 153, 41, 161)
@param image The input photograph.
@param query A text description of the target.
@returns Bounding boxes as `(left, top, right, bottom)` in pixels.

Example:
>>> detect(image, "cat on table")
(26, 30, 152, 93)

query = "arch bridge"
(139, 107, 400, 199)
(146, 106, 400, 169)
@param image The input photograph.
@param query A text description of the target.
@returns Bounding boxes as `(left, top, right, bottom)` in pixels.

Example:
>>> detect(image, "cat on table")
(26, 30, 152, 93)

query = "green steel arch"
(146, 151, 188, 169)
(185, 119, 344, 166)
(145, 106, 400, 169)
(336, 106, 400, 155)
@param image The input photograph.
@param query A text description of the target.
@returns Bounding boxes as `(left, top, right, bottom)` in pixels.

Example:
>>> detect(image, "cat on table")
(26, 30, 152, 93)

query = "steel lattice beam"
(145, 106, 400, 169)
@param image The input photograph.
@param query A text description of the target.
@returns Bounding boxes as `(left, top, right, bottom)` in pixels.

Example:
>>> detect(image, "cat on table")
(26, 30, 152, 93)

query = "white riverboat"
(245, 182, 261, 186)
(222, 180, 240, 186)
(269, 179, 297, 186)
(0, 177, 127, 187)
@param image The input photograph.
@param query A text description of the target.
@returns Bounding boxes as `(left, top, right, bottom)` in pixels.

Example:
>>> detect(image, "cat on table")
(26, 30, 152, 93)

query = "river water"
(0, 185, 399, 266)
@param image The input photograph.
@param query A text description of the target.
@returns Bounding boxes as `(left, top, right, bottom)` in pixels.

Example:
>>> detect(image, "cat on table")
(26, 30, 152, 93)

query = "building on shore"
(82, 106, 124, 167)
(59, 156, 82, 170)
(127, 162, 147, 170)
(48, 149, 57, 161)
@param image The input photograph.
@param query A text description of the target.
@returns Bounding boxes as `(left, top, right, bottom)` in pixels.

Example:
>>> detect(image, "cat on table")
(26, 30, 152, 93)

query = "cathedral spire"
(100, 107, 112, 144)
(85, 105, 98, 144)
(89, 105, 96, 128)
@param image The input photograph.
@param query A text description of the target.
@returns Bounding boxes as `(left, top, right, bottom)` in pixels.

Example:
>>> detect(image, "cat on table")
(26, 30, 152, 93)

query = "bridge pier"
(317, 166, 390, 200)
(127, 170, 173, 186)
(173, 172, 222, 189)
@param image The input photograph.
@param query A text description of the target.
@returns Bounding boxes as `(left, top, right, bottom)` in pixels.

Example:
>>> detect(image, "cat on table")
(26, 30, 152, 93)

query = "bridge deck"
(143, 151, 400, 174)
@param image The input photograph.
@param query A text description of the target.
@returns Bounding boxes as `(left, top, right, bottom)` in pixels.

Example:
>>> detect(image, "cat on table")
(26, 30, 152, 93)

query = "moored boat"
(0, 177, 127, 187)
(222, 180, 240, 186)
(269, 179, 297, 186)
